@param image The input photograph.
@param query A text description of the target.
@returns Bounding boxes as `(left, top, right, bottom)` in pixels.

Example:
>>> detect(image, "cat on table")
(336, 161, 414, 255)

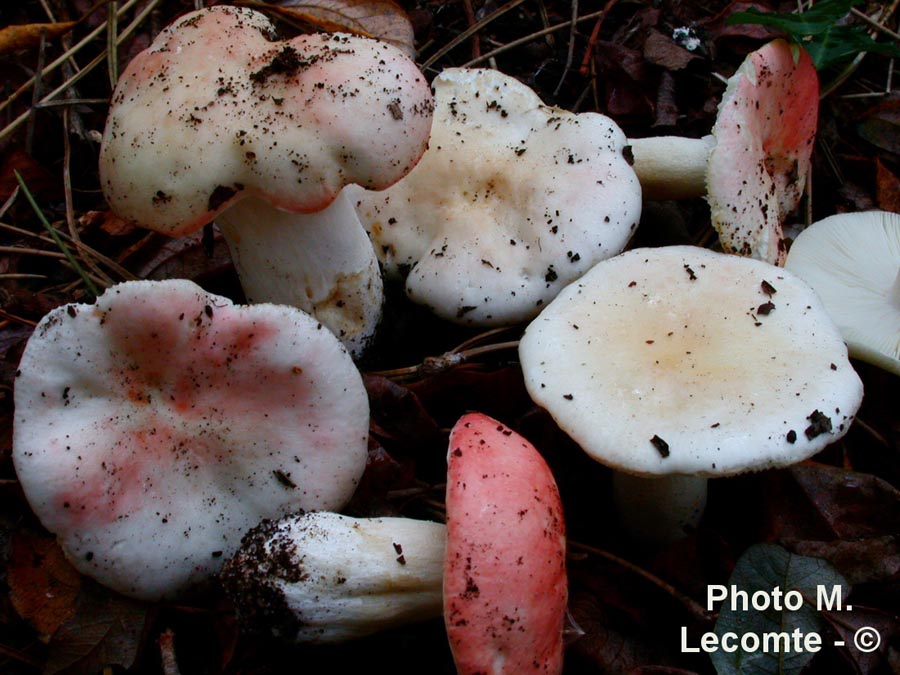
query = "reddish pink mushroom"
(444, 413, 567, 675)
(630, 40, 819, 264)
(707, 40, 818, 264)
(222, 413, 568, 673)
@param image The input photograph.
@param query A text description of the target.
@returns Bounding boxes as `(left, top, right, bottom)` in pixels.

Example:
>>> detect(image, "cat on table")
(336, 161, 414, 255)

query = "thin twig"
(851, 6, 900, 42)
(461, 8, 610, 68)
(552, 0, 579, 98)
(461, 0, 482, 61)
(568, 540, 712, 622)
(0, 219, 138, 282)
(367, 340, 520, 381)
(0, 0, 160, 143)
(63, 107, 112, 285)
(107, 1, 120, 89)
(0, 246, 65, 259)
(422, 0, 529, 70)
(0, 0, 144, 123)
(26, 30, 48, 155)
(15, 172, 100, 297)
(821, 0, 900, 98)
(0, 309, 39, 328)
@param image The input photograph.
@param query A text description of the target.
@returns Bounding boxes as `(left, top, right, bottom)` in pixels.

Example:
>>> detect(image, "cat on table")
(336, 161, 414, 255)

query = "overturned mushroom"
(223, 413, 567, 674)
(13, 280, 369, 599)
(786, 210, 900, 375)
(629, 40, 818, 264)
(349, 67, 641, 326)
(519, 246, 863, 543)
(99, 6, 433, 356)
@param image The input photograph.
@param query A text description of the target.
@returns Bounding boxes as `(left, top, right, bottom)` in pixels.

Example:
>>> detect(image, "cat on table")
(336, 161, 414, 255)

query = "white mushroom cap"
(222, 512, 446, 643)
(350, 67, 641, 325)
(99, 6, 434, 356)
(786, 210, 900, 375)
(519, 246, 863, 478)
(13, 280, 369, 600)
(100, 6, 432, 234)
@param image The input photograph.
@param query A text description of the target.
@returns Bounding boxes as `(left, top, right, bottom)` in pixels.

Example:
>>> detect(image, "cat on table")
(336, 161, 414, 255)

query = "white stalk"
(612, 472, 708, 544)
(217, 190, 383, 357)
(223, 512, 446, 643)
(628, 135, 715, 200)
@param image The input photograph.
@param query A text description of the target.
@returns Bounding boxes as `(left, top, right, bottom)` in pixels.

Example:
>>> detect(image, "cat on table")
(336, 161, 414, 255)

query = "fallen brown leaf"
(7, 530, 81, 641)
(241, 0, 415, 58)
(43, 580, 148, 675)
(643, 29, 697, 71)
(875, 159, 900, 212)
(0, 22, 76, 57)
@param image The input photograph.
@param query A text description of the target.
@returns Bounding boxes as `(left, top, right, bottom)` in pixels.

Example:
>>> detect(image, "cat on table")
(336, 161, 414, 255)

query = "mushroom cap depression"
(444, 413, 567, 675)
(786, 210, 900, 375)
(99, 5, 433, 235)
(519, 247, 863, 478)
(707, 40, 818, 265)
(13, 280, 369, 600)
(351, 67, 641, 325)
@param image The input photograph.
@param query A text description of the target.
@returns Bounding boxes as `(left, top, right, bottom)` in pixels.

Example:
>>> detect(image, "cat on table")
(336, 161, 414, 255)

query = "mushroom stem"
(628, 135, 715, 200)
(612, 472, 708, 544)
(217, 190, 383, 358)
(223, 512, 446, 643)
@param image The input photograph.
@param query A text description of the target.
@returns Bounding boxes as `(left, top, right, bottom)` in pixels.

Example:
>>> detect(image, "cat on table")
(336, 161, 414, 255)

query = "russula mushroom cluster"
(13, 280, 369, 600)
(99, 5, 434, 356)
(786, 210, 900, 375)
(519, 246, 863, 542)
(223, 413, 568, 674)
(349, 67, 641, 325)
(630, 40, 818, 264)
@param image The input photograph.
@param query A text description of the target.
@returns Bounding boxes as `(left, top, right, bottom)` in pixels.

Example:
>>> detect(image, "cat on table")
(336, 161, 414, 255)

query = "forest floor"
(0, 1, 898, 674)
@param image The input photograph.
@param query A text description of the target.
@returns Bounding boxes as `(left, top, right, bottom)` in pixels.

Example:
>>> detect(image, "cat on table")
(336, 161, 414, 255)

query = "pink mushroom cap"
(444, 413, 567, 675)
(13, 280, 369, 600)
(99, 5, 433, 236)
(707, 40, 819, 265)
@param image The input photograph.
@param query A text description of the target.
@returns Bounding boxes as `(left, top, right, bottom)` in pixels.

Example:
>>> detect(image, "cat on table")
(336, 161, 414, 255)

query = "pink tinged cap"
(444, 413, 567, 675)
(99, 6, 433, 235)
(12, 280, 369, 600)
(707, 40, 819, 265)
(97, 6, 434, 357)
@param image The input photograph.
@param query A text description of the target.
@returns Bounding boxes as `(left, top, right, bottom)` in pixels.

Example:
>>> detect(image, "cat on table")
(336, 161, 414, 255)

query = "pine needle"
(14, 171, 100, 298)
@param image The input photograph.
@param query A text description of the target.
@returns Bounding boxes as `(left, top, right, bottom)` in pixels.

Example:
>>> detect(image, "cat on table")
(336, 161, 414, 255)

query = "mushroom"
(444, 412, 567, 675)
(348, 67, 641, 326)
(629, 39, 819, 264)
(99, 6, 434, 356)
(518, 246, 863, 543)
(12, 279, 370, 600)
(223, 413, 568, 674)
(785, 210, 900, 375)
(222, 511, 447, 643)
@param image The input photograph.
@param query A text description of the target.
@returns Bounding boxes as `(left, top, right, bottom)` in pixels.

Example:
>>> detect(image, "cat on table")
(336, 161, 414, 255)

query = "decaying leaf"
(789, 463, 900, 540)
(876, 159, 900, 212)
(7, 530, 81, 640)
(821, 605, 897, 675)
(0, 21, 76, 56)
(712, 544, 848, 675)
(643, 29, 698, 71)
(239, 0, 415, 58)
(43, 580, 148, 675)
